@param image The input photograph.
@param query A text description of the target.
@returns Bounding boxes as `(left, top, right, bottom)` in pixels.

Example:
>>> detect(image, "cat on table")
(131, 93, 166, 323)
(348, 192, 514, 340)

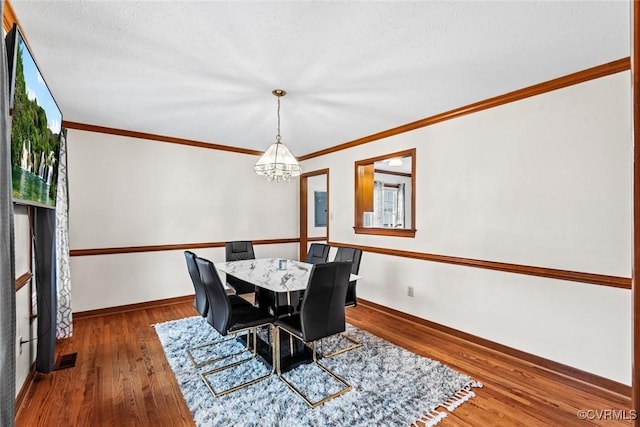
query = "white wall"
(14, 205, 37, 397)
(303, 71, 633, 384)
(14, 206, 30, 275)
(66, 129, 299, 312)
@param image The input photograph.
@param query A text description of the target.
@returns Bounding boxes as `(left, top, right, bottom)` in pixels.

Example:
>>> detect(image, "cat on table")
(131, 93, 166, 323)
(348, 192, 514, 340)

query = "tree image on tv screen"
(11, 39, 62, 208)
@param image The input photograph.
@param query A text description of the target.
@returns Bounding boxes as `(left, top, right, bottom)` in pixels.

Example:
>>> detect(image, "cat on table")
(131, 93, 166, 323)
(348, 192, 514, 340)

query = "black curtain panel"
(33, 207, 57, 373)
(1, 0, 18, 422)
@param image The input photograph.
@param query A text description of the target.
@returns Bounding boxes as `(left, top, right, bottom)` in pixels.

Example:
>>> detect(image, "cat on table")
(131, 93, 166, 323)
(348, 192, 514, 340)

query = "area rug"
(154, 316, 481, 427)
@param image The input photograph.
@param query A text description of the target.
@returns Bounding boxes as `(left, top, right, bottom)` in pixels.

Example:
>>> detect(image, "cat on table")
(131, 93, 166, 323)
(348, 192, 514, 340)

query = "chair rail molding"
(15, 272, 32, 291)
(328, 241, 631, 290)
(70, 238, 300, 257)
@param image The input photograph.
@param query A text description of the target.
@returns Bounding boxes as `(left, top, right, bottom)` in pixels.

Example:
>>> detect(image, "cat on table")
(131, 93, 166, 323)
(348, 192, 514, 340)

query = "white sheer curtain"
(1, 0, 18, 421)
(55, 129, 72, 338)
(373, 180, 384, 227)
(397, 183, 405, 228)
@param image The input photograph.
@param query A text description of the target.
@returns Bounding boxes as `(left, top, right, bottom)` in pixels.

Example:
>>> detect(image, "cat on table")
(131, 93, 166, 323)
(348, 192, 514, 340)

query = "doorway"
(299, 169, 329, 260)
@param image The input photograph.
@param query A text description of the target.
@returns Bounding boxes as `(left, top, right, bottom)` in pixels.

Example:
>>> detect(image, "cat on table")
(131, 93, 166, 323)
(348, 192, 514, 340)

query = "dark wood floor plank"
(15, 300, 631, 426)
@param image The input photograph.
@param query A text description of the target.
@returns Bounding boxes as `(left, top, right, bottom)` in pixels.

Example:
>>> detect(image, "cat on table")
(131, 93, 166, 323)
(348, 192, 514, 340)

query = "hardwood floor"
(15, 300, 632, 426)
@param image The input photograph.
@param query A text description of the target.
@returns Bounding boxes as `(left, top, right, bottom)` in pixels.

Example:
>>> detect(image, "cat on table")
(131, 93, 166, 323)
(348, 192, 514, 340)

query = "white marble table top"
(214, 258, 360, 293)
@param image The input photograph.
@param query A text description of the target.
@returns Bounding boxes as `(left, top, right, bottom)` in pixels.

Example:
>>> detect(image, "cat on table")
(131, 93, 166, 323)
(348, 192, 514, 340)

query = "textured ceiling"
(8, 1, 631, 157)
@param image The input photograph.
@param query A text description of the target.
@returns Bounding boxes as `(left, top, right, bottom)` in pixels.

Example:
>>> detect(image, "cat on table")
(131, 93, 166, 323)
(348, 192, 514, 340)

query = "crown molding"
(62, 121, 263, 156)
(2, 0, 17, 32)
(299, 57, 630, 160)
(58, 59, 631, 161)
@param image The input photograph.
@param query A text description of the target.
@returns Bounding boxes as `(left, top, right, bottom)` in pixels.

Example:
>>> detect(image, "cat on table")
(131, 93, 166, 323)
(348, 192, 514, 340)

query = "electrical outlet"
(17, 336, 22, 355)
(407, 286, 414, 297)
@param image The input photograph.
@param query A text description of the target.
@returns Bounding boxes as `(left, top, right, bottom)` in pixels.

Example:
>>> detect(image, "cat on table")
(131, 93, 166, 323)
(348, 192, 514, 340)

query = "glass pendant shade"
(255, 89, 301, 181)
(254, 140, 301, 181)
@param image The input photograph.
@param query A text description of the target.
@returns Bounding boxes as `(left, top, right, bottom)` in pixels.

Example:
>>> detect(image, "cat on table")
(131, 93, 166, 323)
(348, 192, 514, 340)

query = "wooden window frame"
(353, 148, 416, 238)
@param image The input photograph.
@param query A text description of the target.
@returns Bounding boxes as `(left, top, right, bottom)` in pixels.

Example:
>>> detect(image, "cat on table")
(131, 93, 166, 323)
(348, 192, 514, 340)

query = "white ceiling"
(375, 156, 411, 174)
(9, 1, 631, 158)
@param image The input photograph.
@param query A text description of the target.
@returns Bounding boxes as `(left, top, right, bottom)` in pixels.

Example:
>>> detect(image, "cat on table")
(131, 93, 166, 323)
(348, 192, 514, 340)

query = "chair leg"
(275, 327, 352, 408)
(185, 330, 252, 368)
(320, 332, 363, 358)
(200, 325, 276, 398)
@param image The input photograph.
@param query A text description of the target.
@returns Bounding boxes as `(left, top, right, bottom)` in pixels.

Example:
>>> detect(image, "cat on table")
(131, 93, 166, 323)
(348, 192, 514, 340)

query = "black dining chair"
(225, 240, 285, 315)
(285, 243, 332, 315)
(334, 246, 363, 308)
(320, 246, 364, 358)
(305, 243, 330, 264)
(274, 261, 355, 408)
(184, 251, 208, 317)
(195, 257, 276, 398)
(224, 241, 257, 295)
(184, 253, 257, 367)
(184, 250, 218, 367)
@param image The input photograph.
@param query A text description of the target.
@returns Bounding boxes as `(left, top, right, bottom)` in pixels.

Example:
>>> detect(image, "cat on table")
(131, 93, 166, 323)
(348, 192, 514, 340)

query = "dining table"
(216, 257, 360, 291)
(214, 257, 361, 371)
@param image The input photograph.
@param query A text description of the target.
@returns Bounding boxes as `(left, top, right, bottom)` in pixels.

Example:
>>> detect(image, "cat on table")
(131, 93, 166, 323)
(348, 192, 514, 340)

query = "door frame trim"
(299, 169, 330, 260)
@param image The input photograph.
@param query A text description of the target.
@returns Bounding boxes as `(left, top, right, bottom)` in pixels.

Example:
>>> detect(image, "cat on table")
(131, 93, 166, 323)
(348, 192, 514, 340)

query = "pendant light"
(254, 89, 301, 181)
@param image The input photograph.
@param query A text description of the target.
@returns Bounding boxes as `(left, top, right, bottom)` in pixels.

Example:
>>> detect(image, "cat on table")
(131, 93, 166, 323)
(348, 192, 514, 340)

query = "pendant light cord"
(276, 96, 281, 143)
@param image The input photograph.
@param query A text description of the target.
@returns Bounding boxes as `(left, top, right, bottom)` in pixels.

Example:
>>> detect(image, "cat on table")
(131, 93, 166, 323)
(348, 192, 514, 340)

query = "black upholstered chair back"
(225, 241, 255, 261)
(196, 257, 232, 336)
(305, 243, 330, 265)
(224, 241, 256, 294)
(184, 251, 208, 317)
(334, 247, 362, 275)
(333, 247, 363, 307)
(299, 261, 351, 343)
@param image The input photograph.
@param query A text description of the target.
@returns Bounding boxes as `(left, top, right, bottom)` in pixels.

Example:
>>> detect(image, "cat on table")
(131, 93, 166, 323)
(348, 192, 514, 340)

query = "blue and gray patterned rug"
(154, 316, 481, 426)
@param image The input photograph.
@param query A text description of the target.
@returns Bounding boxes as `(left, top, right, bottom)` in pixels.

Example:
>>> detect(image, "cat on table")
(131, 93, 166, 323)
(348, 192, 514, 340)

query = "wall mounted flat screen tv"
(5, 24, 62, 209)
